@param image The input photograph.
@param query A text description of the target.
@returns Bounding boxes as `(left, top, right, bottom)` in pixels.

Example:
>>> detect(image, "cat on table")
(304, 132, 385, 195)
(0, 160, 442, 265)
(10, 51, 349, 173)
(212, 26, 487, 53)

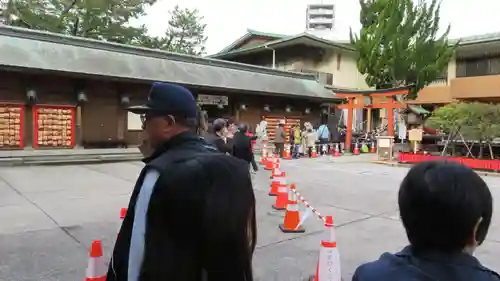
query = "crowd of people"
(273, 120, 347, 158)
(108, 82, 499, 281)
(203, 117, 259, 173)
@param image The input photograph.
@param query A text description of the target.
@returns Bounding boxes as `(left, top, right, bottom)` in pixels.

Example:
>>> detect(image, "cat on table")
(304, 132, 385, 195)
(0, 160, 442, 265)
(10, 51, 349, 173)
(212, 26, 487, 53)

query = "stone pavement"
(0, 155, 499, 281)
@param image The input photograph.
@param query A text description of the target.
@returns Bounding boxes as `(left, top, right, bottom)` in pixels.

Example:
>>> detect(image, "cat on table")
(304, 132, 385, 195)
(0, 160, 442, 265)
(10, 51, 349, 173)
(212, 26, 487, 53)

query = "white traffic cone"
(313, 216, 341, 281)
(85, 240, 107, 281)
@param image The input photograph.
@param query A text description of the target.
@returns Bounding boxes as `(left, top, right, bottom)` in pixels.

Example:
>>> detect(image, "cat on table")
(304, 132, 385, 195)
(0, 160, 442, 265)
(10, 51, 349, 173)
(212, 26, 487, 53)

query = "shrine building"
(0, 25, 340, 151)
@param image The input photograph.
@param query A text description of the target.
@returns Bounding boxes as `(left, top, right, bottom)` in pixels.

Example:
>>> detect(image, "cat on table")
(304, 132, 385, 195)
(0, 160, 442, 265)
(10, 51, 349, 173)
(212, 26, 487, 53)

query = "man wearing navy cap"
(107, 82, 256, 281)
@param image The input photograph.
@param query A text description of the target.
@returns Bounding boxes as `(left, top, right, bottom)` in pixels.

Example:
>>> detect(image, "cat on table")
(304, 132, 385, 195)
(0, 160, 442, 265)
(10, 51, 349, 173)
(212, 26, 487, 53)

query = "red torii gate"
(332, 85, 413, 153)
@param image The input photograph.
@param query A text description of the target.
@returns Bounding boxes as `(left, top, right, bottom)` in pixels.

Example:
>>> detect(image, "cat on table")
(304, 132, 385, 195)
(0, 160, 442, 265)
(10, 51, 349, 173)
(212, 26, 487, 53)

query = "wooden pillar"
(117, 107, 125, 141)
(387, 99, 394, 137)
(345, 98, 354, 153)
(75, 105, 83, 147)
(366, 108, 372, 132)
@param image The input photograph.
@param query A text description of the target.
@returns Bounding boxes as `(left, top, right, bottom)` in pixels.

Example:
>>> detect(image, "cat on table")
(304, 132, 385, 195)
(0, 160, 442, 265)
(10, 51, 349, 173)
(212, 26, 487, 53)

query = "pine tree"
(350, 0, 457, 98)
(140, 5, 207, 55)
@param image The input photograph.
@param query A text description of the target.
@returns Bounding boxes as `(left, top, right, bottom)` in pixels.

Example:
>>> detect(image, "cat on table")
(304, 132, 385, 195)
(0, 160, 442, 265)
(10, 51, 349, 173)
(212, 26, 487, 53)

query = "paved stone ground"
(0, 155, 499, 281)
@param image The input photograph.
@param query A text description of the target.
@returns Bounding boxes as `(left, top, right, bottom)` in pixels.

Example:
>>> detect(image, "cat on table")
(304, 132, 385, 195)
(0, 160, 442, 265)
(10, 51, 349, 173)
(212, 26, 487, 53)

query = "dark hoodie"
(232, 130, 256, 163)
(352, 246, 500, 281)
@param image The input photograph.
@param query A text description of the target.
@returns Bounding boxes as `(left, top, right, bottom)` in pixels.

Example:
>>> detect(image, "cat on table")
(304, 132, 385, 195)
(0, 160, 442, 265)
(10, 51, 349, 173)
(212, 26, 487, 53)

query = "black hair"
(213, 123, 226, 134)
(168, 106, 208, 135)
(154, 154, 256, 281)
(238, 123, 248, 133)
(227, 117, 236, 126)
(399, 161, 493, 253)
(200, 154, 256, 280)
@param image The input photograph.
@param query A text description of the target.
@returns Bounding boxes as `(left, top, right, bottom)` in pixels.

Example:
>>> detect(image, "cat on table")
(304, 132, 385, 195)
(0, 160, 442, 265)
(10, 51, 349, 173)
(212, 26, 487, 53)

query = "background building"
(305, 1, 335, 40)
(413, 32, 500, 107)
(210, 29, 370, 132)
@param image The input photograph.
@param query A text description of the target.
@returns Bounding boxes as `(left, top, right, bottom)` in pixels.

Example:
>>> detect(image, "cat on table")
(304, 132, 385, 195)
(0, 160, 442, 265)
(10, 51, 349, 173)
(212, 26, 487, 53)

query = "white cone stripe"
(86, 257, 107, 278)
(325, 226, 337, 244)
(287, 203, 299, 211)
(278, 186, 287, 193)
(318, 247, 342, 281)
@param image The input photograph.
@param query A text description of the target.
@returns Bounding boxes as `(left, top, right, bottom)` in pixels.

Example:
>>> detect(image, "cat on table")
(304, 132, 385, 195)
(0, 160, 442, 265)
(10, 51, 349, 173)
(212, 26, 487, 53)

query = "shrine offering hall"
(0, 25, 339, 151)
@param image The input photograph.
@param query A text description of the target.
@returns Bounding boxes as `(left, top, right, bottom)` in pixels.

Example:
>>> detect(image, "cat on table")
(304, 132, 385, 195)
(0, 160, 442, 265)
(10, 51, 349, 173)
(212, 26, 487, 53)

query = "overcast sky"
(136, 0, 499, 55)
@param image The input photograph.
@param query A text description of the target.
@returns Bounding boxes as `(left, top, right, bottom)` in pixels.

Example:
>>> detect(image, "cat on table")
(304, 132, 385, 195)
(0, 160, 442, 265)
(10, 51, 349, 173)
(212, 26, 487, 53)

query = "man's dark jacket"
(106, 132, 253, 281)
(352, 246, 500, 281)
(204, 132, 232, 154)
(232, 131, 256, 163)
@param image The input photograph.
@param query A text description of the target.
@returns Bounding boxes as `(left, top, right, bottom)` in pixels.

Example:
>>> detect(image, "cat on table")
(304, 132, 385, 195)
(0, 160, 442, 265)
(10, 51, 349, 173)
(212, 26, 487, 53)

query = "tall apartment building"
(305, 2, 335, 39)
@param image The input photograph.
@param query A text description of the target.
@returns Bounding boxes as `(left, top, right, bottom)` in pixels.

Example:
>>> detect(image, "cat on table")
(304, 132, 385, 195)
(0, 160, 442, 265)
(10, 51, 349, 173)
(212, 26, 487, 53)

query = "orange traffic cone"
(370, 141, 376, 153)
(269, 169, 285, 196)
(272, 178, 288, 210)
(311, 146, 317, 158)
(353, 142, 360, 155)
(120, 208, 127, 220)
(312, 216, 341, 281)
(260, 145, 268, 165)
(264, 154, 275, 170)
(284, 144, 292, 160)
(260, 155, 267, 165)
(85, 240, 107, 281)
(269, 158, 281, 179)
(279, 184, 305, 233)
(117, 208, 127, 238)
(333, 143, 341, 157)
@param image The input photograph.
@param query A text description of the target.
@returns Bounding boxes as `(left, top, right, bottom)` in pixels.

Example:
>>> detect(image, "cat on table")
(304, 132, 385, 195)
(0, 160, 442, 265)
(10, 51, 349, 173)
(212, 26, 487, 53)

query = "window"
(127, 112, 142, 130)
(456, 56, 500, 77)
(325, 73, 334, 85)
(298, 69, 333, 85)
(336, 54, 341, 70)
(489, 57, 500, 74)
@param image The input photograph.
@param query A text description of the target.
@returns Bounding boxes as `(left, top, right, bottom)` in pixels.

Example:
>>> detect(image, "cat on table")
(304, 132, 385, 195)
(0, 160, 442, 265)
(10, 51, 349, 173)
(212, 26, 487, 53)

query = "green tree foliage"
(4, 0, 154, 44)
(427, 102, 500, 158)
(350, 0, 457, 97)
(426, 102, 468, 135)
(3, 1, 207, 55)
(138, 5, 207, 55)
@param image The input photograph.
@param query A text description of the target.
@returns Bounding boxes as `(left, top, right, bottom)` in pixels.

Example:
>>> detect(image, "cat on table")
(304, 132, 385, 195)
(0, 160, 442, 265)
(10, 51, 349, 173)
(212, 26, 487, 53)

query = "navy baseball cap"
(127, 82, 198, 118)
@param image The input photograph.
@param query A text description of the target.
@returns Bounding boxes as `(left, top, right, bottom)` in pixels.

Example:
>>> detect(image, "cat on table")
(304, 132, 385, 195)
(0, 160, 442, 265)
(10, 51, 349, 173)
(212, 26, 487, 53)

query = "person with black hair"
(204, 118, 233, 154)
(352, 160, 499, 281)
(107, 82, 256, 281)
(232, 123, 258, 172)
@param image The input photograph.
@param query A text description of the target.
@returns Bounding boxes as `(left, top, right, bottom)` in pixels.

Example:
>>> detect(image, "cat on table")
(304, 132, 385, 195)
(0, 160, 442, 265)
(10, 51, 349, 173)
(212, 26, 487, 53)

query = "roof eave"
(209, 35, 355, 60)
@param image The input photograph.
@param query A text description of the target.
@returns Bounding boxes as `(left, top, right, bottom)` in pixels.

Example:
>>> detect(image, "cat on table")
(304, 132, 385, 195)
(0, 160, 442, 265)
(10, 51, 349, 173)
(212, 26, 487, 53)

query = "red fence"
(398, 153, 500, 171)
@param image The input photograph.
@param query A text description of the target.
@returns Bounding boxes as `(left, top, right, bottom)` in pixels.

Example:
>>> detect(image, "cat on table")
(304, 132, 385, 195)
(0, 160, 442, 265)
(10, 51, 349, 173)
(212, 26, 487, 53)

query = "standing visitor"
(352, 161, 499, 281)
(205, 118, 232, 154)
(274, 120, 286, 157)
(316, 123, 330, 155)
(246, 128, 259, 173)
(107, 82, 256, 281)
(233, 124, 257, 173)
(226, 118, 237, 150)
(304, 124, 317, 157)
(292, 124, 302, 159)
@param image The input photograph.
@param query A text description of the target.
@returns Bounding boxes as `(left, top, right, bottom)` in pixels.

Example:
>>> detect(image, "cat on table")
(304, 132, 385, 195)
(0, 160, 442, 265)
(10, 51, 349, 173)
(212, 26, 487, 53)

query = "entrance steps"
(0, 148, 143, 166)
